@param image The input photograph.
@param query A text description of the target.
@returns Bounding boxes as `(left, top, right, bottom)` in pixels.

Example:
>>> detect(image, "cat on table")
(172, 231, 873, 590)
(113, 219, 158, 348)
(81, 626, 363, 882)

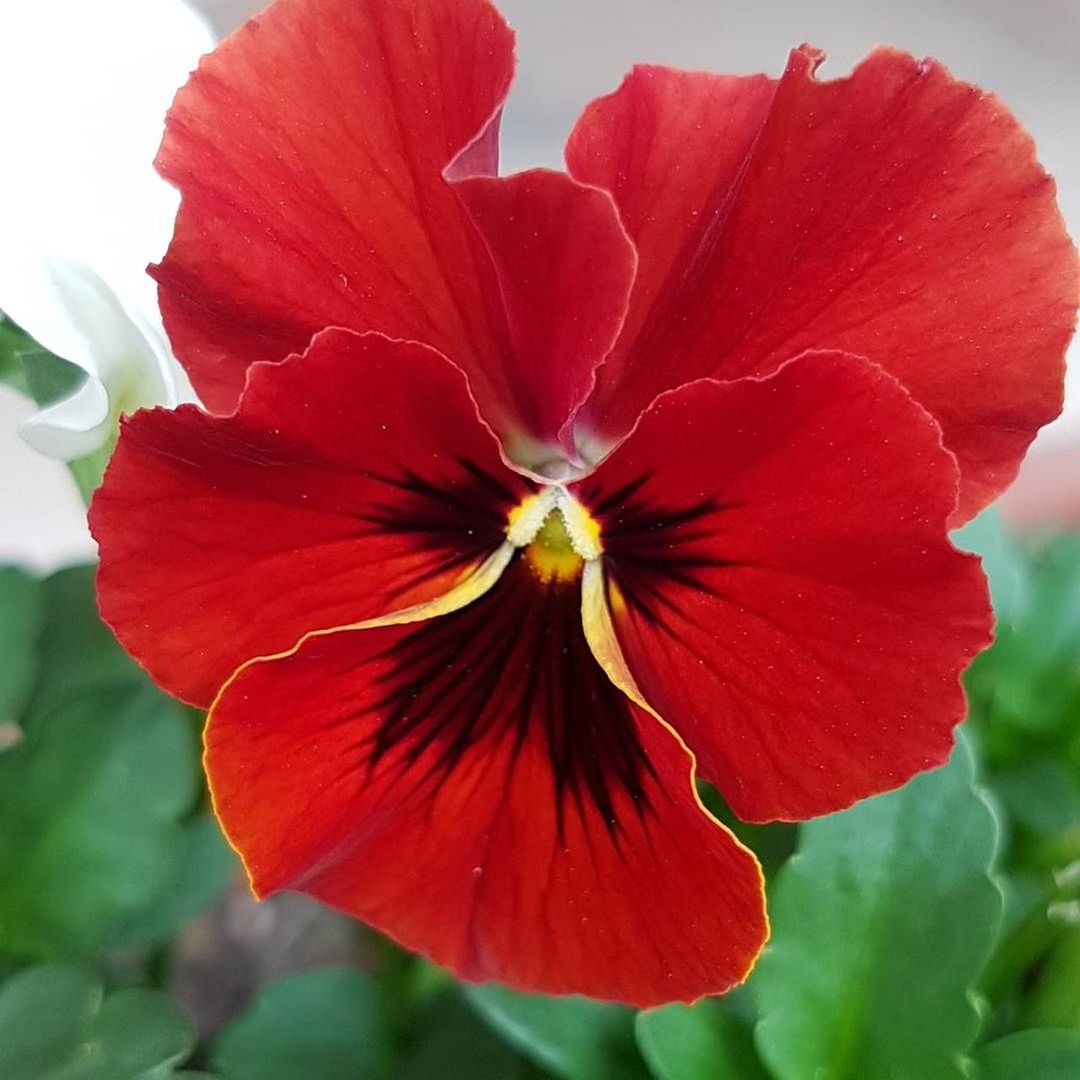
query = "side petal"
(571, 48, 1078, 523)
(153, 0, 519, 419)
(206, 554, 766, 1006)
(448, 170, 636, 469)
(90, 329, 531, 707)
(572, 352, 992, 823)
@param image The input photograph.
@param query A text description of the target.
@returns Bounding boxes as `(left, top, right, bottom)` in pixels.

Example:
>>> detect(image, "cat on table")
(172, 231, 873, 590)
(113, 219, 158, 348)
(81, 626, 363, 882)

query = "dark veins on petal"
(358, 555, 658, 839)
(576, 476, 742, 616)
(359, 455, 529, 593)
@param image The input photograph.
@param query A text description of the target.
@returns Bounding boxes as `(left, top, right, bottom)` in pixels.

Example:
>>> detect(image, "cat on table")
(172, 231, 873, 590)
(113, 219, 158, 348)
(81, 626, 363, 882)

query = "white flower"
(0, 0, 214, 461)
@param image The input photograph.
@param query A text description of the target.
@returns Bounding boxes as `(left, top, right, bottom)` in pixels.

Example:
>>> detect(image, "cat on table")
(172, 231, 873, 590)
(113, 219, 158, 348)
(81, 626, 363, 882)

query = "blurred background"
(2, 0, 1080, 569)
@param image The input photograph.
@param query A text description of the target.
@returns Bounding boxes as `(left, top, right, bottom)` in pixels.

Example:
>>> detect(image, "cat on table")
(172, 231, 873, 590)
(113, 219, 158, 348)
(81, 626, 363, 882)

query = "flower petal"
(448, 170, 636, 468)
(154, 0, 513, 417)
(572, 352, 992, 823)
(569, 48, 1078, 522)
(90, 328, 530, 707)
(206, 554, 766, 1006)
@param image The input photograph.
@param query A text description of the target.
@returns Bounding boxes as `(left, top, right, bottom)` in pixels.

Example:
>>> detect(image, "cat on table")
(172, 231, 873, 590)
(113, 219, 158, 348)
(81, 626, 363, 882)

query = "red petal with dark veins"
(449, 169, 635, 467)
(570, 47, 1077, 523)
(152, 0, 512, 415)
(572, 352, 992, 823)
(90, 329, 530, 708)
(206, 555, 767, 1006)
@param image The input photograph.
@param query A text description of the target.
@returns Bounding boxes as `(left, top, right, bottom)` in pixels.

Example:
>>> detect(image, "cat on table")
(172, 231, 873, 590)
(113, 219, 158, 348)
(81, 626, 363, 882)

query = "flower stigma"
(506, 487, 603, 584)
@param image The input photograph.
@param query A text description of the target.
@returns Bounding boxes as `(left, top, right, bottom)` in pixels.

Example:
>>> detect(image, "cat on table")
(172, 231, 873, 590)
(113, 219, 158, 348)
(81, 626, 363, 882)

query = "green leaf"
(1021, 928, 1080, 1029)
(0, 317, 32, 396)
(992, 758, 1080, 837)
(19, 344, 85, 410)
(112, 815, 237, 949)
(0, 965, 195, 1080)
(636, 1001, 768, 1080)
(699, 782, 797, 879)
(50, 987, 196, 1080)
(465, 984, 648, 1080)
(397, 991, 533, 1080)
(0, 566, 43, 724)
(0, 682, 197, 957)
(1, 318, 112, 501)
(976, 1029, 1080, 1079)
(952, 510, 1029, 625)
(753, 731, 1003, 1080)
(0, 965, 100, 1080)
(23, 565, 145, 729)
(212, 968, 395, 1080)
(966, 536, 1080, 762)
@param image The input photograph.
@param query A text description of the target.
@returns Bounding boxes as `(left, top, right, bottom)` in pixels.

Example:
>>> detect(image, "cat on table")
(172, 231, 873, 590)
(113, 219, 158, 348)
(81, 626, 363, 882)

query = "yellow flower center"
(506, 488, 603, 584)
(526, 510, 585, 583)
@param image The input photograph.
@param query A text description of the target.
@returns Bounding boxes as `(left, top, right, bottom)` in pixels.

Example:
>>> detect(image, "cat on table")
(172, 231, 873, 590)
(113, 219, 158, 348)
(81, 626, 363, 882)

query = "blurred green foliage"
(1, 495, 1079, 1077)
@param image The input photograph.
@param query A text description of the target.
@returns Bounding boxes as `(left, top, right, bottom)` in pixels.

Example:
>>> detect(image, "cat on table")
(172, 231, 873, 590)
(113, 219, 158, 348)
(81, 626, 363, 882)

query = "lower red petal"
(573, 352, 992, 823)
(206, 556, 766, 1006)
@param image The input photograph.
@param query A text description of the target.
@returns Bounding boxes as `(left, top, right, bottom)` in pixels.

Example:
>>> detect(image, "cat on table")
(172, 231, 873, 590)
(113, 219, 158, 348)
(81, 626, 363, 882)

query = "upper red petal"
(90, 328, 530, 707)
(569, 47, 1078, 522)
(153, 0, 636, 461)
(153, 0, 513, 414)
(206, 555, 767, 1006)
(572, 351, 993, 823)
(448, 169, 635, 467)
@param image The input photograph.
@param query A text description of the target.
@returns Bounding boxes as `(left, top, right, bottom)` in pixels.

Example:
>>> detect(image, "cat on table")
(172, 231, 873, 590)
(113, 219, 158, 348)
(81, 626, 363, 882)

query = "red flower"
(90, 0, 1076, 1005)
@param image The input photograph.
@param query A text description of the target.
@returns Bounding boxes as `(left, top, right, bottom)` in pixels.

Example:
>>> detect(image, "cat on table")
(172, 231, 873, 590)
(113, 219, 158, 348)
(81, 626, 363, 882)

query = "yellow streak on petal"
(579, 558, 770, 990)
(507, 488, 559, 546)
(204, 541, 516, 898)
(557, 489, 603, 559)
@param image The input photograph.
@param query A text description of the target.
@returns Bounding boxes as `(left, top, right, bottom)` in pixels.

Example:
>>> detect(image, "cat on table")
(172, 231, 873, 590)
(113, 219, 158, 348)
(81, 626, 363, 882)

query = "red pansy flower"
(90, 0, 1076, 1005)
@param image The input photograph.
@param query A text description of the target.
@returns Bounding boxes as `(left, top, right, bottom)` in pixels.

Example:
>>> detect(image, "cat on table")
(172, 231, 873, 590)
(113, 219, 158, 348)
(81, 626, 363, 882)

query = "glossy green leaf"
(636, 1001, 768, 1080)
(977, 1029, 1080, 1079)
(465, 984, 648, 1080)
(0, 965, 195, 1079)
(0, 681, 197, 957)
(0, 566, 43, 724)
(112, 815, 237, 949)
(753, 731, 1003, 1080)
(212, 968, 395, 1080)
